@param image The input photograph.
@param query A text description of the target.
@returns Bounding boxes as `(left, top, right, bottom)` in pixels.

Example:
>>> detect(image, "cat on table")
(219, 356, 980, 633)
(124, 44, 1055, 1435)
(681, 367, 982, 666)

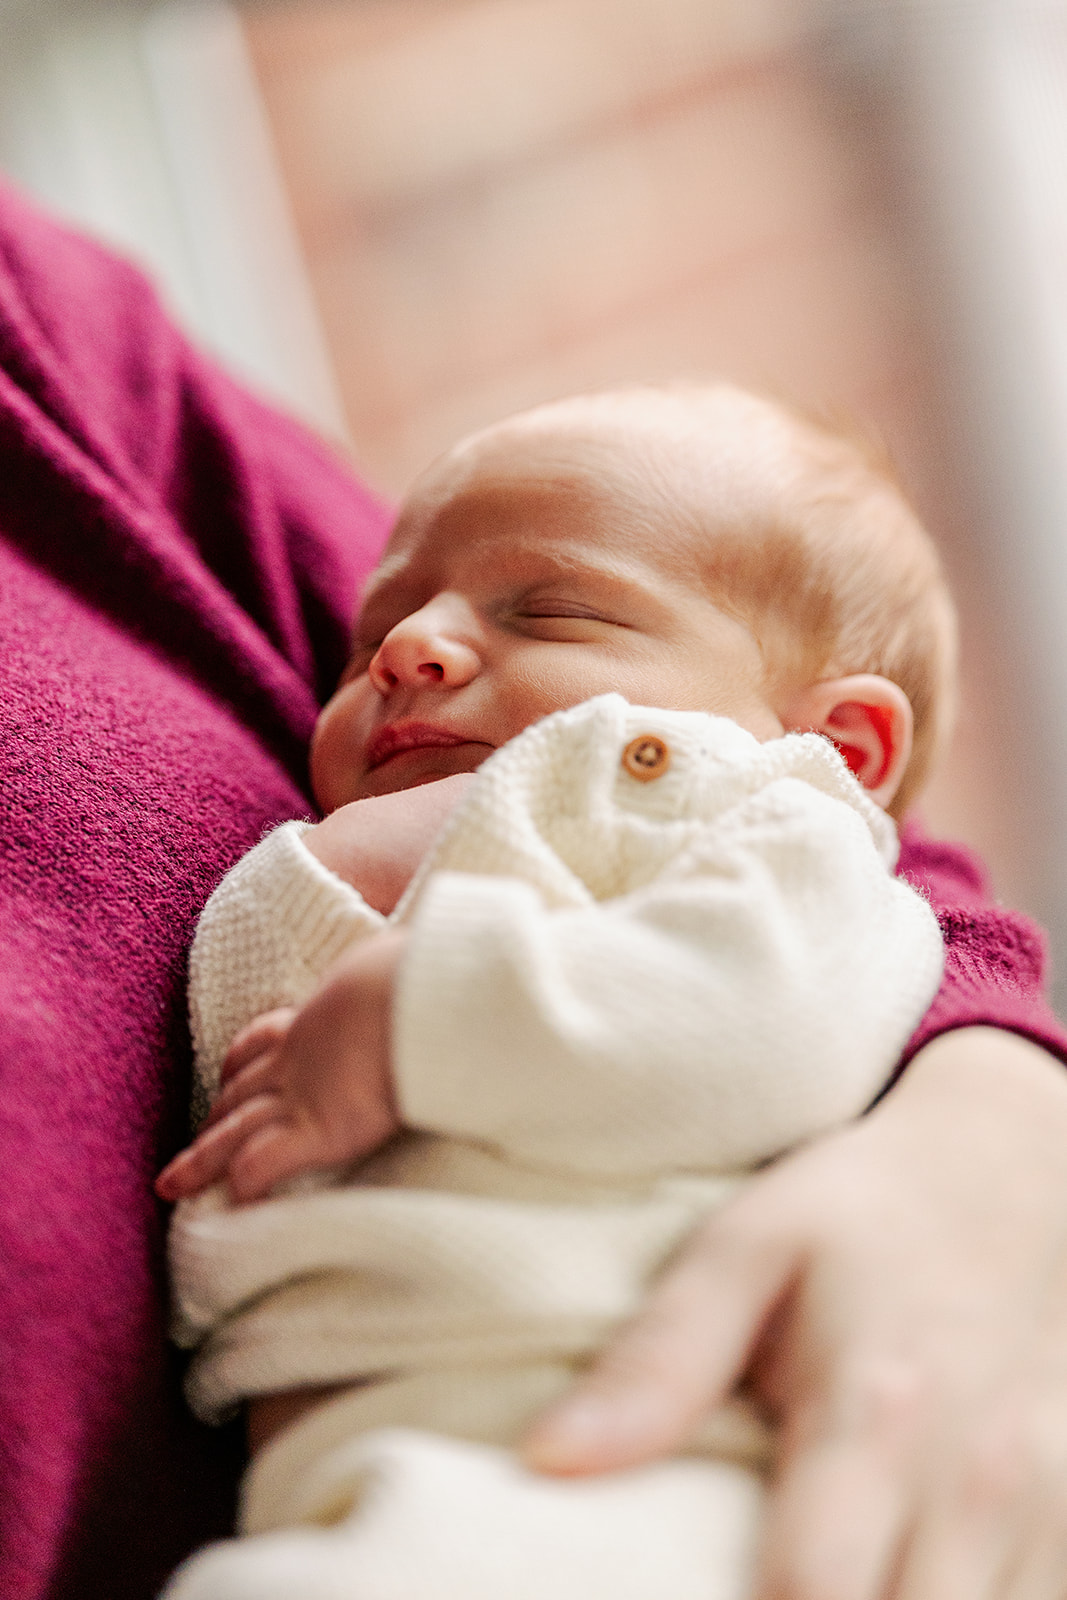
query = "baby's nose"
(368, 602, 480, 692)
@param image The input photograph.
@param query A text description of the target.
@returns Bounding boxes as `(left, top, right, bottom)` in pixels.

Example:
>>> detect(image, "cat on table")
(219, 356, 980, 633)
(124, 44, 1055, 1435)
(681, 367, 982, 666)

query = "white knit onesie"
(165, 695, 943, 1600)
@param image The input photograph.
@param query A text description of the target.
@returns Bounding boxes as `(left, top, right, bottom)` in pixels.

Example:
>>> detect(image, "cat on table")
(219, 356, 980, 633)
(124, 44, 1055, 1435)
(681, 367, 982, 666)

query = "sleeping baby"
(158, 381, 952, 1600)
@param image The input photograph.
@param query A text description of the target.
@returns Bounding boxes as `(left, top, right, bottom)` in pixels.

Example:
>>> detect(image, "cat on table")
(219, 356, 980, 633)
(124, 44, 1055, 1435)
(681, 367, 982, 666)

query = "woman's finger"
(998, 1350, 1067, 1600)
(752, 1364, 921, 1600)
(890, 1433, 1024, 1600)
(524, 1198, 797, 1475)
(900, 1385, 1067, 1600)
(1000, 1474, 1067, 1600)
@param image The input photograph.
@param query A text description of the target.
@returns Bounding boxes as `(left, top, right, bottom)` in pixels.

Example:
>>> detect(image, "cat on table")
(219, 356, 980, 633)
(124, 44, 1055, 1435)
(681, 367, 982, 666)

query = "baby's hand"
(155, 930, 406, 1204)
(305, 773, 475, 914)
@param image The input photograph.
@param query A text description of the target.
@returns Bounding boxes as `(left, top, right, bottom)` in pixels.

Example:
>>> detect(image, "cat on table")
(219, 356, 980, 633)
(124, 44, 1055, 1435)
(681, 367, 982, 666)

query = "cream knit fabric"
(165, 695, 944, 1599)
(167, 1426, 766, 1600)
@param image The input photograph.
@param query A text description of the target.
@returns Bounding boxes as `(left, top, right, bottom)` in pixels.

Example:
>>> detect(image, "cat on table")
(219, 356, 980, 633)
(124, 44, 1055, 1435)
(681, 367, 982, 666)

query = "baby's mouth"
(365, 721, 478, 772)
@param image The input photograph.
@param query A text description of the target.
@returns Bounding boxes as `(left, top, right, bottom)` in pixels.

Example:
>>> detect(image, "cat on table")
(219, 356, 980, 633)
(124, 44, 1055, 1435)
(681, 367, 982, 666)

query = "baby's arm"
(156, 775, 472, 1198)
(182, 820, 387, 1114)
(192, 774, 470, 1079)
(164, 700, 944, 1199)
(390, 780, 941, 1178)
(303, 773, 474, 912)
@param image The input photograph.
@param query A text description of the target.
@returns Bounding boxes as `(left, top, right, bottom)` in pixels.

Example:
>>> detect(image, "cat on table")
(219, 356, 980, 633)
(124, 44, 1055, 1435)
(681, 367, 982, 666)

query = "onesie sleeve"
(391, 698, 945, 1179)
(188, 820, 386, 1110)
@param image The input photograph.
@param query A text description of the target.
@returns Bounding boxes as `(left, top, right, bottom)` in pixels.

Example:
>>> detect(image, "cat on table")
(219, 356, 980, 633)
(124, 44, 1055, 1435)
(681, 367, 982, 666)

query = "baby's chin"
(355, 740, 494, 798)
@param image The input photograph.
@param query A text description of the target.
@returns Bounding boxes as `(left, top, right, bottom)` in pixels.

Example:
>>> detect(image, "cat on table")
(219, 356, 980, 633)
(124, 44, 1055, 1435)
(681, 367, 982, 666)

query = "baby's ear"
(782, 675, 913, 809)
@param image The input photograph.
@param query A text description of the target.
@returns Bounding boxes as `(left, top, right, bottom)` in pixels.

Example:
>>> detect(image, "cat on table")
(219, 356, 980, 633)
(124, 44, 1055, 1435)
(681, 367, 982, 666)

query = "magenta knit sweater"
(0, 183, 1062, 1600)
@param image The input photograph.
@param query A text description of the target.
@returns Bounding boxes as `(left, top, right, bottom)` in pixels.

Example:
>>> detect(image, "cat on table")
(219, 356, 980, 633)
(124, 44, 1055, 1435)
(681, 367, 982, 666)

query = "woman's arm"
(897, 821, 1067, 1069)
(527, 1026, 1067, 1600)
(0, 181, 392, 1598)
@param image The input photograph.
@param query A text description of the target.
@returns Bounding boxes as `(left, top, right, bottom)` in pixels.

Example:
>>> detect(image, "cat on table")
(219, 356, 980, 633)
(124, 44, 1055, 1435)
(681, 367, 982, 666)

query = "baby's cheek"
(309, 681, 371, 813)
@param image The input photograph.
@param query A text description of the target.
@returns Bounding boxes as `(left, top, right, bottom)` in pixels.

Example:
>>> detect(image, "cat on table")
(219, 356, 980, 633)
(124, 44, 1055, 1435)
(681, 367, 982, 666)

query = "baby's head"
(313, 384, 956, 819)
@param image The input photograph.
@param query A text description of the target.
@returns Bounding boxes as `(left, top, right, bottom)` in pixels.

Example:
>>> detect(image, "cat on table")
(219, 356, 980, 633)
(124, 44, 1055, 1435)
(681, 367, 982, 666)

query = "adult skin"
(528, 1025, 1067, 1600)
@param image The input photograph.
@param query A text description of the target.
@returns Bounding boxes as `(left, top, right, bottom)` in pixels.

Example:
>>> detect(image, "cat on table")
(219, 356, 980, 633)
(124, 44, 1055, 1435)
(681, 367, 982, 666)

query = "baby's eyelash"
(514, 601, 607, 621)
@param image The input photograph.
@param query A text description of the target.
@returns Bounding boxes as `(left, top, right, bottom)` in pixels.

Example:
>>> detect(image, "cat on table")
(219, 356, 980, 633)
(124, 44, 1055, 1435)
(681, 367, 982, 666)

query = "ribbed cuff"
(253, 820, 387, 974)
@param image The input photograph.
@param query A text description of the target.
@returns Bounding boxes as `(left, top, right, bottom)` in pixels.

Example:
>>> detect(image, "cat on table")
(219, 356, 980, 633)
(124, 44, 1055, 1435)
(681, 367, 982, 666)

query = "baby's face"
(312, 408, 786, 809)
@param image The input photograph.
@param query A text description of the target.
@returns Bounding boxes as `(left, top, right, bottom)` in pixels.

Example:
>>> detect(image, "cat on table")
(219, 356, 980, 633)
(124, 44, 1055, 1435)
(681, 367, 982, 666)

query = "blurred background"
(1, 0, 1065, 1009)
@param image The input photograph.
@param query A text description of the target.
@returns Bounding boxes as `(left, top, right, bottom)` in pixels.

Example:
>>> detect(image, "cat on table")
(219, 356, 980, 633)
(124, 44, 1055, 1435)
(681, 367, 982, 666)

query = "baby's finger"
(227, 1119, 323, 1204)
(155, 1095, 283, 1200)
(204, 1054, 281, 1128)
(220, 1009, 297, 1084)
(524, 1204, 795, 1476)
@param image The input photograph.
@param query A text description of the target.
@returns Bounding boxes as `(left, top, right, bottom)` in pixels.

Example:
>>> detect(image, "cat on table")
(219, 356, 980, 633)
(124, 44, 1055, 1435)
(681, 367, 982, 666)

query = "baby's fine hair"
(514, 383, 958, 816)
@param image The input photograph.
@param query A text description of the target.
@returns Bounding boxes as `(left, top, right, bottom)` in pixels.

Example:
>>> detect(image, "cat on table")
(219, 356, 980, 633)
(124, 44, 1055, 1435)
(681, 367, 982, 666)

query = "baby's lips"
(364, 720, 471, 771)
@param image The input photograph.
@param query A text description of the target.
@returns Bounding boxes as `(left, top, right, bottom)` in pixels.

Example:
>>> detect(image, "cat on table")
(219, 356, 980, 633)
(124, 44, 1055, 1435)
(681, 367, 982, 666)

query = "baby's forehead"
(429, 390, 813, 519)
(383, 450, 687, 583)
(396, 415, 650, 544)
(369, 387, 838, 612)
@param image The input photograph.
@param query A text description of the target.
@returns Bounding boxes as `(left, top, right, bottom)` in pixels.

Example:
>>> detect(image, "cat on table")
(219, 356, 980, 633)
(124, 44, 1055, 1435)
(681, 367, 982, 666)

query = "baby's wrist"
(304, 779, 476, 915)
(301, 815, 349, 879)
(303, 805, 394, 912)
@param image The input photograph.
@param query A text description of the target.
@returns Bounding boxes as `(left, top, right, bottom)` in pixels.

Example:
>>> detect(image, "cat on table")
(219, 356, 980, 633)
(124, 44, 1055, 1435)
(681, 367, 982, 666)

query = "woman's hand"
(526, 1027, 1067, 1599)
(304, 773, 474, 914)
(155, 930, 407, 1204)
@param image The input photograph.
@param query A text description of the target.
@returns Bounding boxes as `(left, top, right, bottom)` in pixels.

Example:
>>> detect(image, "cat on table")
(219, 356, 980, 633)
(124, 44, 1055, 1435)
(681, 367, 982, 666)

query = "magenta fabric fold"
(897, 819, 1067, 1070)
(0, 183, 390, 1600)
(0, 182, 1063, 1600)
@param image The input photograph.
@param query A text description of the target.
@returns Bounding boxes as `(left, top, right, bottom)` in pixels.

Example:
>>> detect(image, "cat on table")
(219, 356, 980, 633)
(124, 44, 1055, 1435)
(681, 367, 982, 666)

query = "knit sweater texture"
(0, 182, 1064, 1600)
(172, 696, 944, 1425)
(163, 700, 944, 1600)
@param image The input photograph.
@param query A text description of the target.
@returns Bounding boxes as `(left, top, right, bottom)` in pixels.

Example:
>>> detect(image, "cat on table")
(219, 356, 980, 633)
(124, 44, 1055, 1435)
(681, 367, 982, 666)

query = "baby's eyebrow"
(477, 540, 653, 587)
(504, 549, 670, 601)
(354, 544, 660, 632)
(355, 568, 419, 625)
(361, 545, 411, 590)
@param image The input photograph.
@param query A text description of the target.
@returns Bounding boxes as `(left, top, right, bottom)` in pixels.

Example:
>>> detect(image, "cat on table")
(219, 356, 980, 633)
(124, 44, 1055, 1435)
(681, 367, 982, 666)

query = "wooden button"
(622, 734, 670, 781)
